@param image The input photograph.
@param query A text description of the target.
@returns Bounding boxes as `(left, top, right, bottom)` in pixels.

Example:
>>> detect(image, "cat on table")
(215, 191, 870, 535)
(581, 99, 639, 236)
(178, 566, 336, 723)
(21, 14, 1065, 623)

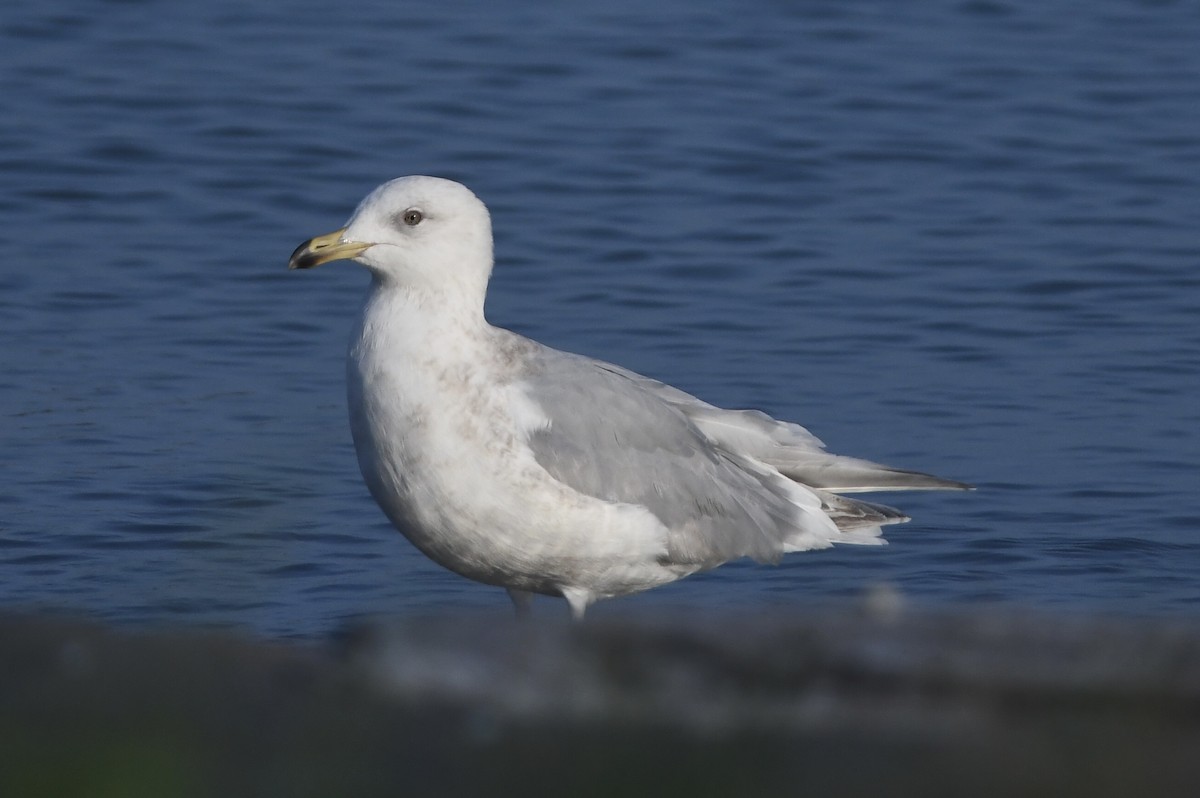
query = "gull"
(289, 176, 969, 619)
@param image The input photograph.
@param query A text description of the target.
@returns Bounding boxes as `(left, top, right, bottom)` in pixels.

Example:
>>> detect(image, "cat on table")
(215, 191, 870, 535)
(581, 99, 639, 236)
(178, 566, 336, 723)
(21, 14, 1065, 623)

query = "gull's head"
(289, 176, 493, 291)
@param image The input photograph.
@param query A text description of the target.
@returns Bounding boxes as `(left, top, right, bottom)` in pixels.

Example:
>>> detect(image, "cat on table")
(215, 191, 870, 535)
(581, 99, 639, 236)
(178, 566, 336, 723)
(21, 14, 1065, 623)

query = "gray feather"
(520, 349, 804, 568)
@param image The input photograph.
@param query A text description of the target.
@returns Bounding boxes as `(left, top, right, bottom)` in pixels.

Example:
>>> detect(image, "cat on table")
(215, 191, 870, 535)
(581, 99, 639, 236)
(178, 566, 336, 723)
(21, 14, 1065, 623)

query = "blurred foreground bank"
(2, 607, 1199, 797)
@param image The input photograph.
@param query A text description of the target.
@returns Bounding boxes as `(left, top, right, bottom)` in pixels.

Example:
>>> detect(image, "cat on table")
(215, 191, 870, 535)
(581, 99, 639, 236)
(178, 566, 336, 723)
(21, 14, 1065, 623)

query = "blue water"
(2, 0, 1198, 636)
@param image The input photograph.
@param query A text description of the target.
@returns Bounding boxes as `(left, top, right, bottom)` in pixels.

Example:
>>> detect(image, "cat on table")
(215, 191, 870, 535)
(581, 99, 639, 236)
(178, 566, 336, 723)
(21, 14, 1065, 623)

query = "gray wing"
(595, 363, 972, 493)
(516, 346, 883, 568)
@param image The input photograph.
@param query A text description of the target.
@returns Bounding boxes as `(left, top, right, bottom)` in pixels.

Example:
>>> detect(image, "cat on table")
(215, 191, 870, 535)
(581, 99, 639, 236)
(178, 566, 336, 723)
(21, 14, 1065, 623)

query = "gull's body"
(290, 176, 969, 619)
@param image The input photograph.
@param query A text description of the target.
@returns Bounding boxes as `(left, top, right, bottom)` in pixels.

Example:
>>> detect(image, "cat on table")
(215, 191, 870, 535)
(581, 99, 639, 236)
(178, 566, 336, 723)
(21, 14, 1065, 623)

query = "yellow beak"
(288, 228, 372, 270)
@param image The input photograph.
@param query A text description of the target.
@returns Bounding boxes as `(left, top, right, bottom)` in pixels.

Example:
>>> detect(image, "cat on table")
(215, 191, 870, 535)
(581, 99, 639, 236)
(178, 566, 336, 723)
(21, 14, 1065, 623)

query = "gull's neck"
(353, 276, 494, 368)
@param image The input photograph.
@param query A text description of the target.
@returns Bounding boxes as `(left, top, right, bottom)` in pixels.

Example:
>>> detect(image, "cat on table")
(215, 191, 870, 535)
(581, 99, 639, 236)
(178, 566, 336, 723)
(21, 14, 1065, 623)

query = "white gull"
(289, 176, 969, 619)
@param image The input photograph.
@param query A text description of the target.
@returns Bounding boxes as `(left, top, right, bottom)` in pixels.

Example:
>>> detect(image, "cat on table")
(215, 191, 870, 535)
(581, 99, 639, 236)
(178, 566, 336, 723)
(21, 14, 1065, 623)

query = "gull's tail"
(817, 490, 912, 533)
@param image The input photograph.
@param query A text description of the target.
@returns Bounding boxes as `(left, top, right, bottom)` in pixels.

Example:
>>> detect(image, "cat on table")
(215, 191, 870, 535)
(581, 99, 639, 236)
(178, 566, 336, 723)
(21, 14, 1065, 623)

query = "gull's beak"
(288, 228, 372, 270)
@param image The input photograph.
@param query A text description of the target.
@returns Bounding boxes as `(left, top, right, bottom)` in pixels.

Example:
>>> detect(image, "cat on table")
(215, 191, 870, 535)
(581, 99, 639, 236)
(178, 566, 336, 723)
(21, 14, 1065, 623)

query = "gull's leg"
(506, 588, 533, 619)
(561, 587, 593, 622)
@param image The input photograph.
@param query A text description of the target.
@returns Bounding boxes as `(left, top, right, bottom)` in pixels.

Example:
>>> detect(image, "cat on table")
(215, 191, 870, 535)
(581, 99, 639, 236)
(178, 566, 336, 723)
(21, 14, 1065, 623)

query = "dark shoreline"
(3, 607, 1199, 796)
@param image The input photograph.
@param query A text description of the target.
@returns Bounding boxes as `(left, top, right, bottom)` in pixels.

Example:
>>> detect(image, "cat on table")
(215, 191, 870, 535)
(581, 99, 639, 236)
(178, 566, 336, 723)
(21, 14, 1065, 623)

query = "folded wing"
(514, 344, 963, 571)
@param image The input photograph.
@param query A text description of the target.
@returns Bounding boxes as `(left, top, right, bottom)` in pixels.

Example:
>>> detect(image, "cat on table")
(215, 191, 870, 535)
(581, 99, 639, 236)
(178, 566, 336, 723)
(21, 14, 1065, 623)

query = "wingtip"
(816, 471, 976, 494)
(933, 478, 975, 491)
(884, 469, 974, 492)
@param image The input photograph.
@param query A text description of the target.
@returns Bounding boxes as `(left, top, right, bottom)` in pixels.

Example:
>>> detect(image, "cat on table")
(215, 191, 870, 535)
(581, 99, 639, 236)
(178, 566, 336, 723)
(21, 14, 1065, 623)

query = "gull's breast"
(347, 336, 672, 595)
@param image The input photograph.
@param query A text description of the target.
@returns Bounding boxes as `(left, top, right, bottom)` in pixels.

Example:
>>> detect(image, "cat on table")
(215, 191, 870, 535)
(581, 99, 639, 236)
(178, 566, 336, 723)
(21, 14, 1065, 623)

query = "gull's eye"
(402, 208, 423, 226)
